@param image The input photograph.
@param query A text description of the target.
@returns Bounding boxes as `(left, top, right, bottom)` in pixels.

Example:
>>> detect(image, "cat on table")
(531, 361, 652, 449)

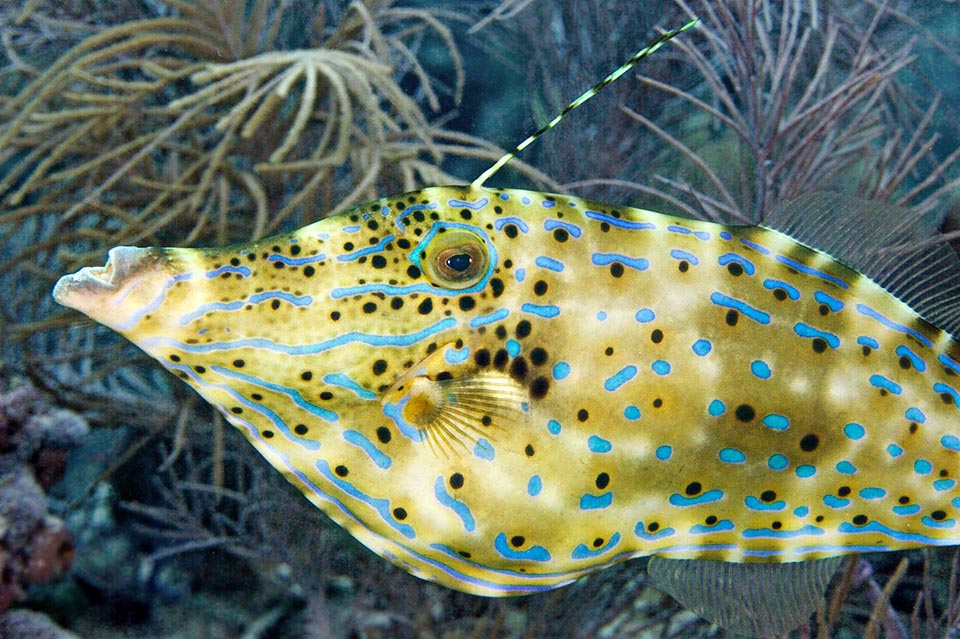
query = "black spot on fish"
(494, 349, 509, 369)
(474, 349, 491, 367)
(725, 310, 739, 326)
(773, 288, 788, 301)
(363, 302, 378, 314)
(760, 490, 776, 502)
(481, 415, 492, 426)
(460, 209, 472, 220)
(372, 255, 387, 269)
(610, 262, 624, 278)
(263, 430, 274, 438)
(504, 224, 519, 238)
(510, 535, 525, 547)
(320, 391, 333, 400)
(458, 296, 476, 311)
(909, 422, 919, 434)
(899, 496, 910, 504)
(372, 360, 387, 375)
(490, 277, 505, 297)
(647, 522, 660, 532)
(652, 398, 663, 408)
(330, 311, 341, 321)
(391, 297, 404, 310)
(685, 481, 702, 496)
(301, 371, 313, 381)
(852, 514, 868, 525)
(838, 486, 851, 497)
(604, 347, 614, 356)
(899, 356, 912, 370)
(734, 404, 755, 422)
(367, 220, 379, 230)
(524, 444, 535, 457)
(862, 345, 872, 356)
(592, 537, 604, 548)
(771, 521, 782, 530)
(231, 406, 243, 414)
(510, 357, 528, 380)
(271, 299, 281, 310)
(819, 304, 829, 316)
(449, 473, 464, 489)
(435, 371, 453, 382)
(418, 298, 433, 314)
(376, 427, 391, 443)
(294, 424, 308, 435)
(393, 507, 407, 520)
(533, 280, 548, 296)
(678, 261, 689, 273)
(397, 238, 411, 249)
(251, 393, 263, 401)
(596, 472, 610, 489)
(530, 376, 550, 399)
(407, 265, 421, 279)
(727, 263, 744, 276)
(800, 434, 820, 452)
(232, 359, 244, 368)
(516, 320, 532, 339)
(304, 266, 315, 277)
(651, 329, 663, 344)
(335, 465, 349, 477)
(530, 347, 548, 365)
(812, 338, 828, 353)
(194, 366, 206, 374)
(169, 354, 181, 362)
(577, 409, 589, 421)
(553, 228, 569, 242)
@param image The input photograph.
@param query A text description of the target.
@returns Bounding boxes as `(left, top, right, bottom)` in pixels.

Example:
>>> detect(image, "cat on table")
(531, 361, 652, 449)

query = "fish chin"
(52, 246, 181, 332)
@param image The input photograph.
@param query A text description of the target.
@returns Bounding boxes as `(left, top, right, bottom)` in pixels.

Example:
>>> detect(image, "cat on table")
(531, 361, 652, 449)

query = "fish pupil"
(445, 252, 473, 272)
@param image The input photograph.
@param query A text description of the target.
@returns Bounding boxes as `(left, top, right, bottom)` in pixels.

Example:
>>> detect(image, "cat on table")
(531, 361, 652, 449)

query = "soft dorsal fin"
(646, 556, 844, 637)
(763, 193, 960, 337)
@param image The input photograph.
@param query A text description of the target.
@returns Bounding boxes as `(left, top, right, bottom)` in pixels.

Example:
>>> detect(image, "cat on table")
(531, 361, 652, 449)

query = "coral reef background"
(0, 0, 959, 637)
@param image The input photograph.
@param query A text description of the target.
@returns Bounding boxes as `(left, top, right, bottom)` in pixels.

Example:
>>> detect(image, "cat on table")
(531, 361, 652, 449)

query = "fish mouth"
(52, 246, 176, 332)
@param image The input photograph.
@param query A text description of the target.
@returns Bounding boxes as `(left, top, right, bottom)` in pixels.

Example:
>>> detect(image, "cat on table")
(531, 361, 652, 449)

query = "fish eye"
(421, 229, 489, 289)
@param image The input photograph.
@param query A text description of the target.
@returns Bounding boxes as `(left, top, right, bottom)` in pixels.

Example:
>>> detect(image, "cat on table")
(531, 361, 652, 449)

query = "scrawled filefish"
(52, 21, 960, 636)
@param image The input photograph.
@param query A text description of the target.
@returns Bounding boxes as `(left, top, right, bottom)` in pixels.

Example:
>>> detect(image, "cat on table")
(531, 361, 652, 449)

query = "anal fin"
(646, 555, 844, 637)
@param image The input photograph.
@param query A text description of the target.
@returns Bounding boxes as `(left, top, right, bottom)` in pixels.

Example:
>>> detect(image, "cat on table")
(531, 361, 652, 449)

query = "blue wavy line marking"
(343, 430, 391, 469)
(579, 492, 613, 510)
(823, 494, 850, 509)
(267, 253, 328, 266)
(143, 317, 457, 355)
(940, 354, 960, 375)
(838, 520, 959, 544)
(744, 496, 785, 511)
(210, 365, 339, 423)
(337, 235, 395, 262)
(544, 219, 582, 238)
(923, 516, 956, 528)
(521, 303, 560, 318)
(206, 265, 251, 278)
(793, 322, 840, 348)
(381, 398, 425, 443)
(709, 292, 771, 324)
(668, 489, 724, 507)
(896, 345, 927, 371)
(493, 533, 551, 562)
(870, 374, 902, 395)
(114, 272, 192, 331)
(494, 217, 530, 233)
(534, 256, 565, 272)
(934, 479, 956, 491)
(893, 504, 921, 516)
(667, 225, 710, 240)
(394, 202, 438, 231)
(669, 249, 699, 264)
(571, 532, 621, 559)
(857, 336, 880, 349)
(856, 304, 933, 347)
(689, 520, 735, 534)
(935, 382, 960, 406)
(634, 523, 676, 540)
(718, 253, 756, 275)
(763, 278, 800, 300)
(814, 290, 845, 312)
(322, 373, 376, 400)
(740, 238, 771, 255)
(434, 476, 475, 532)
(585, 210, 655, 230)
(342, 224, 361, 233)
(444, 346, 471, 364)
(316, 459, 415, 538)
(742, 525, 825, 539)
(474, 438, 495, 460)
(180, 291, 314, 325)
(603, 366, 637, 391)
(775, 255, 849, 288)
(859, 487, 886, 499)
(591, 253, 649, 271)
(470, 308, 510, 328)
(448, 197, 489, 210)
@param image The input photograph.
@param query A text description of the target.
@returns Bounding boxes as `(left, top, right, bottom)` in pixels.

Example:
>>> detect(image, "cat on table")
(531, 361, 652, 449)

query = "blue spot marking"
(740, 238, 771, 254)
(579, 492, 613, 510)
(588, 436, 612, 453)
(592, 253, 648, 271)
(597, 311, 607, 320)
(935, 383, 960, 406)
(742, 525, 825, 539)
(624, 405, 641, 420)
(708, 399, 726, 416)
(515, 267, 526, 282)
(814, 291, 844, 312)
(206, 265, 251, 278)
(857, 336, 880, 349)
(843, 423, 865, 440)
(343, 430, 391, 469)
(934, 479, 956, 492)
(338, 235, 395, 261)
(710, 292, 771, 324)
(692, 339, 712, 356)
(552, 362, 570, 380)
(535, 256, 564, 272)
(775, 254, 849, 289)
(544, 219, 582, 238)
(316, 460, 415, 538)
(571, 532, 620, 559)
(751, 360, 771, 379)
(719, 448, 746, 463)
(521, 303, 560, 318)
(856, 304, 933, 347)
(690, 520, 735, 534)
(444, 346, 471, 364)
(667, 225, 710, 240)
(896, 345, 927, 371)
(527, 476, 542, 496)
(635, 522, 676, 540)
(585, 210, 655, 230)
(669, 489, 724, 507)
(796, 465, 816, 478)
(893, 504, 921, 516)
(836, 461, 857, 475)
(762, 414, 789, 431)
(923, 516, 956, 529)
(905, 407, 927, 423)
(720, 230, 733, 240)
(493, 533, 550, 562)
(870, 375, 902, 395)
(763, 278, 800, 300)
(718, 253, 756, 275)
(670, 249, 699, 265)
(474, 439, 494, 460)
(940, 354, 960, 375)
(860, 487, 886, 500)
(887, 444, 904, 457)
(794, 506, 810, 517)
(651, 360, 671, 376)
(541, 200, 555, 208)
(745, 496, 785, 511)
(470, 308, 509, 328)
(793, 323, 840, 348)
(323, 373, 377, 400)
(941, 435, 960, 452)
(656, 445, 672, 460)
(522, 196, 531, 204)
(914, 459, 933, 475)
(604, 366, 637, 391)
(547, 420, 561, 435)
(506, 339, 521, 357)
(635, 308, 656, 323)
(342, 224, 361, 233)
(823, 495, 850, 509)
(494, 217, 530, 233)
(768, 454, 788, 470)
